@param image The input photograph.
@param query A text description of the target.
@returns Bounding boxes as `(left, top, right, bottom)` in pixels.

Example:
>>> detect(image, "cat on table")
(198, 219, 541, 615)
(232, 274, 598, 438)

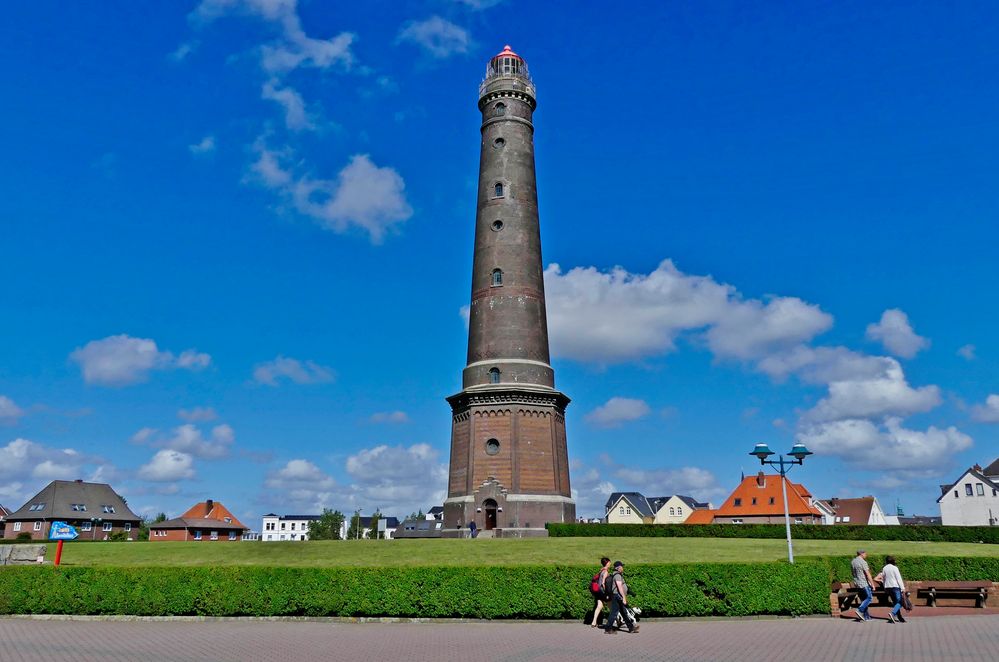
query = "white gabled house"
(604, 492, 710, 524)
(938, 459, 999, 526)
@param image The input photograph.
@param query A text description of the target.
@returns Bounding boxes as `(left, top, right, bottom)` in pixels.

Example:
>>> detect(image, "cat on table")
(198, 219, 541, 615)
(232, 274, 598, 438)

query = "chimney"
(756, 472, 766, 487)
(206, 499, 214, 516)
(973, 464, 982, 472)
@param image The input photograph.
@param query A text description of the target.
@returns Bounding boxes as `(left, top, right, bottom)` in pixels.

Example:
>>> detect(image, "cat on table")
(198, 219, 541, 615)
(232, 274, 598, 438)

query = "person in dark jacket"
(604, 561, 639, 634)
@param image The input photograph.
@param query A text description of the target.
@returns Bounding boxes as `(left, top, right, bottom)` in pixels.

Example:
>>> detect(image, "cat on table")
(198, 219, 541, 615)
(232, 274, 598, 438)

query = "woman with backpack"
(589, 557, 612, 627)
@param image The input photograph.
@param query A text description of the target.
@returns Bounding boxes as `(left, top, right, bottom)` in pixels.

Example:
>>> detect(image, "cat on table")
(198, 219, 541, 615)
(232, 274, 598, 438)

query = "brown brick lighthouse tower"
(444, 46, 575, 538)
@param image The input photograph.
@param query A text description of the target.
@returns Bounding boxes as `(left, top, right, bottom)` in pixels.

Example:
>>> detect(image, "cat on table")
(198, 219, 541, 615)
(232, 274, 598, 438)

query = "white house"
(826, 496, 892, 525)
(261, 513, 320, 541)
(938, 460, 999, 526)
(652, 495, 711, 524)
(605, 492, 710, 524)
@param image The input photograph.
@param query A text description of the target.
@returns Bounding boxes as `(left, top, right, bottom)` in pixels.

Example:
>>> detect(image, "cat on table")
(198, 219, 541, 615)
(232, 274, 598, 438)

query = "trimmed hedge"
(547, 523, 999, 544)
(0, 562, 829, 618)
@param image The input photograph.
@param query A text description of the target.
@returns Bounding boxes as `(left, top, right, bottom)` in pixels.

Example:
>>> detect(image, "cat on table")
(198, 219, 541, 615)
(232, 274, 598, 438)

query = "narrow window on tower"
(488, 368, 500, 384)
(494, 182, 504, 197)
(494, 102, 506, 116)
(491, 268, 503, 286)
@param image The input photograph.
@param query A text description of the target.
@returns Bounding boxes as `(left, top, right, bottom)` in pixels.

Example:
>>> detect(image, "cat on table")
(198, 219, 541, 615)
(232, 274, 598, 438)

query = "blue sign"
(49, 521, 79, 541)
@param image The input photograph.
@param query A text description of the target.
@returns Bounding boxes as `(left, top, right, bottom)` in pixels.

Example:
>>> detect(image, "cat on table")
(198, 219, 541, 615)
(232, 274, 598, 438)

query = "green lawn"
(46, 537, 999, 567)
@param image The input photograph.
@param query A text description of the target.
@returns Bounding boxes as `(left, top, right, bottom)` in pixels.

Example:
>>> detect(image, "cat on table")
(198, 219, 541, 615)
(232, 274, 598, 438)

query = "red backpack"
(590, 573, 603, 594)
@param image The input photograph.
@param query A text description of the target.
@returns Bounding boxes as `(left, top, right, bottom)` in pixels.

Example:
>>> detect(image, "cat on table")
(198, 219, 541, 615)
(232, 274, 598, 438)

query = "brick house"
(2, 480, 141, 541)
(149, 499, 248, 541)
(711, 472, 823, 525)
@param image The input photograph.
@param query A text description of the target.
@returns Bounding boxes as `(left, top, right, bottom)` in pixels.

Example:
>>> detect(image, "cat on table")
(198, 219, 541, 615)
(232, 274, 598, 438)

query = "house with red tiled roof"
(148, 499, 248, 542)
(712, 472, 823, 525)
(683, 509, 716, 525)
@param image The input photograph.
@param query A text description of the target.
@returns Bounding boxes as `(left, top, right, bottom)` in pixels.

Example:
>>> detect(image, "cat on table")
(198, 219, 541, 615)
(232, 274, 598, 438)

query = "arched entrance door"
(483, 498, 498, 530)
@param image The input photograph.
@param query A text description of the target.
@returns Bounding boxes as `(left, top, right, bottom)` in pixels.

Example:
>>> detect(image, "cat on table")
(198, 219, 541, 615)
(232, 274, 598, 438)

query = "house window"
(491, 269, 503, 286)
(734, 498, 742, 507)
(732, 519, 743, 524)
(13, 522, 21, 531)
(794, 518, 804, 524)
(835, 516, 841, 522)
(769, 497, 775, 505)
(290, 523, 296, 530)
(71, 503, 87, 511)
(842, 516, 851, 523)
(280, 534, 286, 540)
(677, 507, 682, 517)
(229, 531, 237, 541)
(124, 523, 131, 532)
(966, 484, 974, 496)
(33, 521, 42, 531)
(224, 517, 232, 523)
(80, 521, 92, 531)
(494, 182, 504, 197)
(210, 531, 219, 541)
(669, 507, 675, 516)
(494, 102, 506, 117)
(488, 367, 501, 383)
(954, 490, 958, 498)
(28, 503, 45, 511)
(281, 522, 286, 530)
(619, 507, 624, 515)
(193, 531, 202, 540)
(102, 505, 116, 514)
(977, 483, 985, 496)
(102, 522, 112, 532)
(625, 507, 631, 515)
(751, 498, 757, 505)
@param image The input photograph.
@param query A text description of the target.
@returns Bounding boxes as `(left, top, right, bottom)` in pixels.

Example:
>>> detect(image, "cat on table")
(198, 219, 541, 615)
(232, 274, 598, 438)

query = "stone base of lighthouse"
(442, 385, 575, 538)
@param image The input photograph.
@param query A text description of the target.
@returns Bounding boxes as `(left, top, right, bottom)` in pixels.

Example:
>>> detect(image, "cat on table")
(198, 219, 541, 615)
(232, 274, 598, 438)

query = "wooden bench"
(917, 581, 990, 608)
(832, 582, 891, 612)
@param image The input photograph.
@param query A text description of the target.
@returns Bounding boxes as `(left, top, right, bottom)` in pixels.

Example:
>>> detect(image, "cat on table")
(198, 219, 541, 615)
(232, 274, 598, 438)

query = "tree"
(307, 509, 345, 541)
(345, 510, 364, 540)
(154, 512, 167, 523)
(369, 510, 382, 540)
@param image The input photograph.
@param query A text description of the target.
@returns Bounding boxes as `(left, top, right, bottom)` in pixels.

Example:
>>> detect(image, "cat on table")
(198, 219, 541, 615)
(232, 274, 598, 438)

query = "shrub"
(547, 523, 999, 544)
(0, 562, 829, 618)
(15, 532, 33, 542)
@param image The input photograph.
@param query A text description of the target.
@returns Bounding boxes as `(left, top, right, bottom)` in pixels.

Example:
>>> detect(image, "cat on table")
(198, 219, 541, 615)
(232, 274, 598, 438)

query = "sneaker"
(887, 613, 896, 624)
(853, 609, 865, 622)
(604, 629, 618, 635)
(630, 625, 640, 634)
(896, 614, 906, 623)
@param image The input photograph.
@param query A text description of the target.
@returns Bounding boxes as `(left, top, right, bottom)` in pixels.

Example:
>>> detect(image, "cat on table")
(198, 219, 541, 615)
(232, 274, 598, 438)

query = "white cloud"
(189, 135, 216, 155)
(957, 344, 976, 361)
(251, 143, 412, 243)
(454, 0, 505, 8)
(584, 397, 651, 428)
(0, 438, 101, 483)
(178, 407, 219, 422)
(802, 358, 941, 422)
(369, 411, 410, 424)
(261, 79, 313, 130)
(132, 423, 234, 459)
(253, 356, 334, 386)
(797, 417, 972, 475)
(192, 0, 355, 74)
(0, 396, 24, 423)
(70, 334, 211, 386)
(169, 40, 199, 62)
(971, 394, 999, 423)
(543, 260, 830, 364)
(865, 308, 930, 358)
(138, 449, 196, 482)
(397, 16, 471, 58)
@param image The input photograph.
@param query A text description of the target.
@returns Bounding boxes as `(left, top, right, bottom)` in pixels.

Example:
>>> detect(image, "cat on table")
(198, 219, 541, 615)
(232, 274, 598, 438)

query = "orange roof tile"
(179, 500, 246, 530)
(683, 509, 715, 524)
(714, 473, 821, 517)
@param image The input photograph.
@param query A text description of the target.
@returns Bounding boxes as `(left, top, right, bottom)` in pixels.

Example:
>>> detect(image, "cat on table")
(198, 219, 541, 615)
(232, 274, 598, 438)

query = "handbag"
(902, 591, 913, 612)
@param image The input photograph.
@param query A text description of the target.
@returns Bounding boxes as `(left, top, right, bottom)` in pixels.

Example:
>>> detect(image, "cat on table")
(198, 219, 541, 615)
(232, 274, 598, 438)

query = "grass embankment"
(45, 537, 999, 567)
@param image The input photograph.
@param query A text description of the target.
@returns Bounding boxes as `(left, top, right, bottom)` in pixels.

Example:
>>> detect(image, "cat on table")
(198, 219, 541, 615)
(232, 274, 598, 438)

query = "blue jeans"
(857, 585, 873, 618)
(889, 587, 903, 617)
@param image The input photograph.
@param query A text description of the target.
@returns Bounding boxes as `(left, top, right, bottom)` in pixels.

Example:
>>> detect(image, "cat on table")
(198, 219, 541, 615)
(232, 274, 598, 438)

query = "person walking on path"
(881, 555, 907, 624)
(604, 561, 639, 634)
(590, 557, 612, 628)
(851, 550, 876, 622)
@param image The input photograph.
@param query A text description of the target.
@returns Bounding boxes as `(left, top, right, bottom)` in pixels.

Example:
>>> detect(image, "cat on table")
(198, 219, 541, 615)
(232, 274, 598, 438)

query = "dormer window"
(491, 268, 503, 286)
(102, 505, 116, 514)
(494, 182, 504, 197)
(71, 504, 87, 512)
(488, 367, 500, 384)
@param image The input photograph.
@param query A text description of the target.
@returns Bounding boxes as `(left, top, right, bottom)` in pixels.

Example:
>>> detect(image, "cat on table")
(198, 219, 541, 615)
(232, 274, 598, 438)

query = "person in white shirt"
(881, 555, 907, 623)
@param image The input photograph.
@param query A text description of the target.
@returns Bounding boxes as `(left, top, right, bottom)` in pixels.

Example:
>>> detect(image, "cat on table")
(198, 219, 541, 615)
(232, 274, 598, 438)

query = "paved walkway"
(3, 613, 998, 661)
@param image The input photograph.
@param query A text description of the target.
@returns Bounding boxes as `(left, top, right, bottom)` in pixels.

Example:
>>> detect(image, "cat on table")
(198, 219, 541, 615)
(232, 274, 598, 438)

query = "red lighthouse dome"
(487, 44, 528, 77)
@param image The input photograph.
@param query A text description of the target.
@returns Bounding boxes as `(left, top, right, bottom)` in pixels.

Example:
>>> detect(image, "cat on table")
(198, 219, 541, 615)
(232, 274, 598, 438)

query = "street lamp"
(749, 442, 813, 564)
(90, 517, 103, 541)
(355, 509, 363, 541)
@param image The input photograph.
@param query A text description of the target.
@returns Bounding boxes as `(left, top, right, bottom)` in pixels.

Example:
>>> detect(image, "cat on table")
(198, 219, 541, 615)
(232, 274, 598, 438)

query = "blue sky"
(1, 1, 997, 524)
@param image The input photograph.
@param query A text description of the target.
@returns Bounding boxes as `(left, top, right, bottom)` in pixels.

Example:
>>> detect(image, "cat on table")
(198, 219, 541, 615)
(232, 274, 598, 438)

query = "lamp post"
(749, 442, 813, 564)
(355, 509, 362, 541)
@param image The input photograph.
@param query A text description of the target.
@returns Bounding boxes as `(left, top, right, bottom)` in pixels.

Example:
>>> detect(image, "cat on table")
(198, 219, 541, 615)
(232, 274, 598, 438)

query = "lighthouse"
(443, 46, 575, 538)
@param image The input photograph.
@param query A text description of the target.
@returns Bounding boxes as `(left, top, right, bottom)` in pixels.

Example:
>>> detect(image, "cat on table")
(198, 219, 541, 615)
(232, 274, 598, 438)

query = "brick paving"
(3, 613, 999, 662)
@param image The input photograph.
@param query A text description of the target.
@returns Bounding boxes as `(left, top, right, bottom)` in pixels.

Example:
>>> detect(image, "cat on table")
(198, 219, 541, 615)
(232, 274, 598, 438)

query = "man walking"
(851, 550, 876, 622)
(604, 561, 639, 634)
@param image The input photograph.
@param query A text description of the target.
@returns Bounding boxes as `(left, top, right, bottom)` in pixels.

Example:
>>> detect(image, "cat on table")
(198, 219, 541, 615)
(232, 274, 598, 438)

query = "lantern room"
(486, 45, 530, 79)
